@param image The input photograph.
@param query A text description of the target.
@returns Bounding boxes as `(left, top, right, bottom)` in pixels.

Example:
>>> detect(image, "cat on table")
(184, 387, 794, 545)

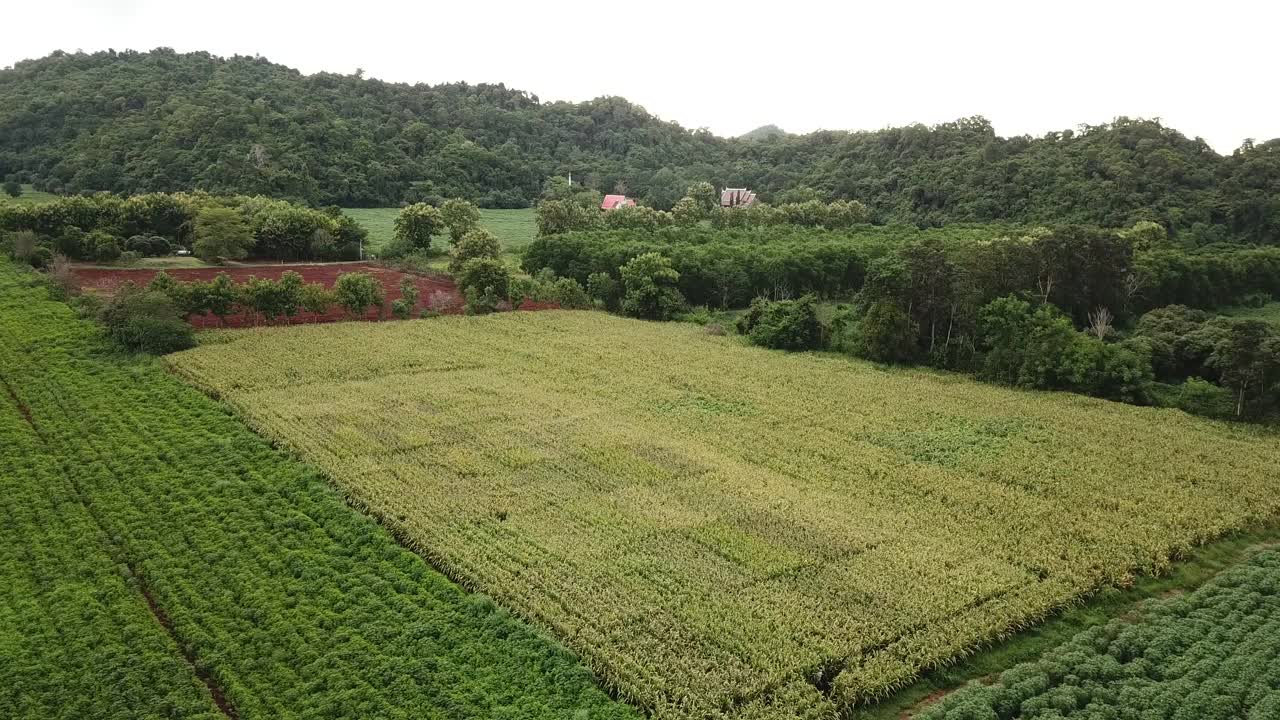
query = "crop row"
(920, 549, 1280, 718)
(0, 262, 636, 720)
(169, 311, 1280, 718)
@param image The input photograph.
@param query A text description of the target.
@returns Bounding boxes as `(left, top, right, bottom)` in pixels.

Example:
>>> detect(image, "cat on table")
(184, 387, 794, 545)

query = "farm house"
(720, 187, 757, 207)
(600, 194, 637, 210)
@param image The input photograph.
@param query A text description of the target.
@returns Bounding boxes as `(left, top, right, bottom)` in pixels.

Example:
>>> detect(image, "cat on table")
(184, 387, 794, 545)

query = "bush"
(463, 285, 502, 315)
(193, 207, 253, 262)
(1150, 377, 1237, 419)
(391, 299, 412, 319)
(456, 258, 511, 302)
(333, 272, 385, 319)
(586, 272, 620, 311)
(87, 230, 122, 262)
(98, 283, 196, 354)
(440, 199, 481, 244)
(393, 203, 444, 251)
(738, 295, 823, 351)
(7, 229, 39, 262)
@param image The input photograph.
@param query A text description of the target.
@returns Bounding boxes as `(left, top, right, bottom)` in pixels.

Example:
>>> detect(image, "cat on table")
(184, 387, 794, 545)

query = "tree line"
(0, 191, 367, 264)
(526, 223, 1280, 420)
(2, 50, 1277, 244)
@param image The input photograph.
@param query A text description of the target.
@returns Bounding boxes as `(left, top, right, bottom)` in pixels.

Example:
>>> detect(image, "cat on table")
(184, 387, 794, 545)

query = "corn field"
(170, 311, 1280, 718)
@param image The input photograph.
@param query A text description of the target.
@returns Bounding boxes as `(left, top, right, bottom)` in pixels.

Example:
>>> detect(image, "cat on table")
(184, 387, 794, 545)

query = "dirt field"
(72, 262, 463, 328)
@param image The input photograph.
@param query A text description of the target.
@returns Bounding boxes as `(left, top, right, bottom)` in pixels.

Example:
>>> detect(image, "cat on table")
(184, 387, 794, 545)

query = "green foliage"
(844, 300, 920, 363)
(297, 281, 336, 320)
(0, 260, 640, 720)
(398, 276, 420, 309)
(535, 198, 601, 236)
(448, 228, 502, 274)
(193, 206, 252, 262)
(333, 271, 384, 318)
(392, 202, 444, 251)
(920, 550, 1280, 720)
(619, 252, 685, 320)
(391, 298, 412, 319)
(2, 179, 20, 197)
(463, 285, 502, 315)
(586, 271, 620, 310)
(602, 205, 672, 232)
(439, 198, 482, 244)
(97, 283, 195, 354)
(457, 257, 511, 304)
(737, 295, 823, 351)
(686, 181, 718, 215)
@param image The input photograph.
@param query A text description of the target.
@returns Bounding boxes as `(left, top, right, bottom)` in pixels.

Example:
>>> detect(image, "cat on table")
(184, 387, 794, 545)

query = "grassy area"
(169, 311, 1280, 718)
(1221, 300, 1280, 326)
(342, 207, 537, 257)
(0, 184, 59, 205)
(0, 261, 636, 719)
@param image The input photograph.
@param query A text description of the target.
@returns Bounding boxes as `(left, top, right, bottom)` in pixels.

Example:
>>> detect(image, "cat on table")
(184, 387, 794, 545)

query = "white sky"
(4, 0, 1278, 153)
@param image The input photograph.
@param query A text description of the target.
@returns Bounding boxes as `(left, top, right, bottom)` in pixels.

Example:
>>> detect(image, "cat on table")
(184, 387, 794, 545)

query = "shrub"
(297, 282, 336, 322)
(391, 299, 412, 319)
(551, 277, 591, 309)
(464, 285, 502, 315)
(98, 283, 196, 354)
(398, 277, 421, 309)
(7, 229, 39, 262)
(739, 295, 823, 351)
(456, 258, 511, 302)
(87, 230, 122, 262)
(333, 272, 385, 319)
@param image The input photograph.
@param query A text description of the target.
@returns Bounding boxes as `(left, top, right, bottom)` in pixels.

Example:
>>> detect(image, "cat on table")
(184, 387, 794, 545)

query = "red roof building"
(600, 194, 637, 210)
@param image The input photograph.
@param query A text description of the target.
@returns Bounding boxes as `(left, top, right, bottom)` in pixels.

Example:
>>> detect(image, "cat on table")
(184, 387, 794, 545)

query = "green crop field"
(343, 207, 536, 255)
(0, 261, 635, 720)
(920, 548, 1280, 718)
(169, 311, 1280, 718)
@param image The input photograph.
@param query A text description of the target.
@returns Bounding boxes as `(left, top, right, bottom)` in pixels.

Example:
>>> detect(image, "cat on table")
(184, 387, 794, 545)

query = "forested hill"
(1, 49, 1277, 243)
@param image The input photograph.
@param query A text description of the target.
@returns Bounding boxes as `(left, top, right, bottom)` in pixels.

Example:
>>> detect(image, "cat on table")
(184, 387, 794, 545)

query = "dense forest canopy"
(1, 49, 1277, 243)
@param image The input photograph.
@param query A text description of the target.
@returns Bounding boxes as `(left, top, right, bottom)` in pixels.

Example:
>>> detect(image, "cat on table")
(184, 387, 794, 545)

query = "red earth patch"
(70, 262, 542, 328)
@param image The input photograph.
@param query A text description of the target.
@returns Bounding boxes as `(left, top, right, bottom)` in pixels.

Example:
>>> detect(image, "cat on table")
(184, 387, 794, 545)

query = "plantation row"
(525, 225, 1280, 317)
(920, 549, 1280, 719)
(0, 384, 224, 719)
(0, 261, 635, 719)
(169, 311, 1280, 718)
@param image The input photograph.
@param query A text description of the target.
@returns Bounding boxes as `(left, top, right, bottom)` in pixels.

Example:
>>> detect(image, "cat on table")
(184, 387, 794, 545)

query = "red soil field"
(72, 262, 466, 328)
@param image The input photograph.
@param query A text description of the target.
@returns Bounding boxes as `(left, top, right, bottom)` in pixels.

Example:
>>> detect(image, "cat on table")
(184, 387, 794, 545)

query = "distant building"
(600, 194, 637, 211)
(720, 188, 757, 208)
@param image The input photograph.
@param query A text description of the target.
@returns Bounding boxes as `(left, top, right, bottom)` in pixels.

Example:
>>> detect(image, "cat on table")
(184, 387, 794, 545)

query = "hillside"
(0, 49, 1278, 242)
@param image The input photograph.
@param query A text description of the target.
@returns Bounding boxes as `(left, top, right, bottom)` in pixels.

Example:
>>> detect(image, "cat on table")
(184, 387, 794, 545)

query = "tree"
(586, 272, 619, 311)
(334, 272, 385, 319)
(3, 180, 21, 198)
(193, 207, 253, 263)
(686, 182, 718, 215)
(1207, 319, 1280, 417)
(393, 203, 445, 251)
(619, 253, 685, 320)
(456, 257, 511, 303)
(536, 199, 600, 236)
(439, 199, 481, 245)
(448, 228, 502, 274)
(671, 196, 702, 226)
(851, 301, 919, 363)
